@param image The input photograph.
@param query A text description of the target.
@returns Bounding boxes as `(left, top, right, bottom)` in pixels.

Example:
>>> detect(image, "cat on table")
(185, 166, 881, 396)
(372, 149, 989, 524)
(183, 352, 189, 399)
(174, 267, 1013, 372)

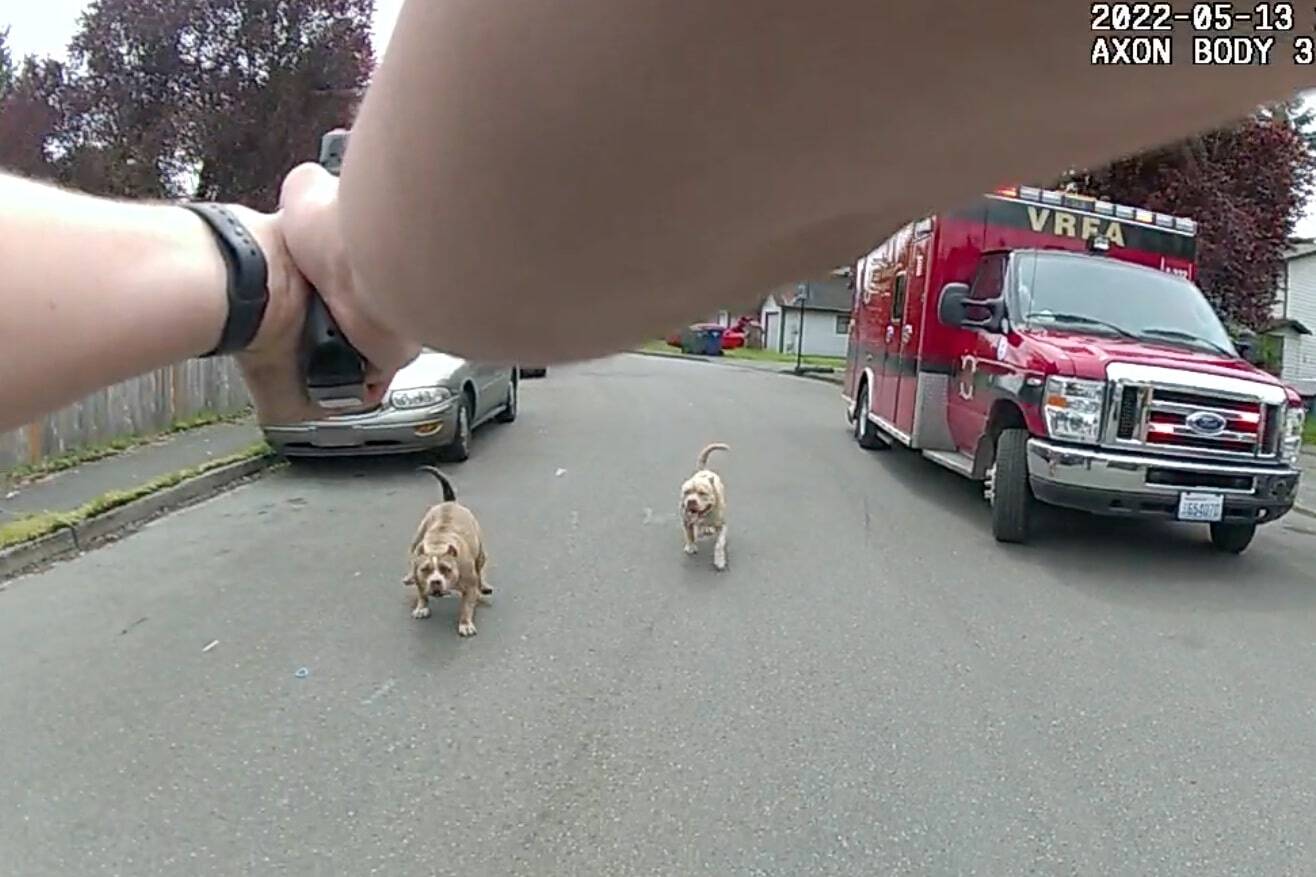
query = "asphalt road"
(4, 354, 1316, 876)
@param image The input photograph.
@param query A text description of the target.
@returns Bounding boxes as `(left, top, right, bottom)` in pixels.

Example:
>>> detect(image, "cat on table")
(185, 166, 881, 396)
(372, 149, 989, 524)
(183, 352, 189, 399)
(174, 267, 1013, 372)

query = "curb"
(0, 454, 278, 583)
(788, 370, 844, 386)
(628, 349, 720, 365)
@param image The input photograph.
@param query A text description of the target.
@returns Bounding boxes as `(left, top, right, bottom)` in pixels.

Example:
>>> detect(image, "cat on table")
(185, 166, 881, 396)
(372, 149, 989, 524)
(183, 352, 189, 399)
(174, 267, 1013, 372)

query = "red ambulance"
(842, 185, 1305, 554)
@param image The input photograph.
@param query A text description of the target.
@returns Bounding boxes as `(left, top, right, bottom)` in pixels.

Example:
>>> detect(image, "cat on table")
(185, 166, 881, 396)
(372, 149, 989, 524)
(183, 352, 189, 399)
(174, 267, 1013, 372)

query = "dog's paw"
(713, 555, 728, 571)
(683, 543, 698, 555)
(480, 584, 493, 595)
(411, 605, 431, 620)
(458, 621, 477, 637)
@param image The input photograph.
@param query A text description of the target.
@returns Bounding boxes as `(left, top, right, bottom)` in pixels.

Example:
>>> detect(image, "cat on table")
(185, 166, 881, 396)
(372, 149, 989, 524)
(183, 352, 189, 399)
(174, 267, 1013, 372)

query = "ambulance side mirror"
(1234, 336, 1262, 365)
(938, 282, 1004, 333)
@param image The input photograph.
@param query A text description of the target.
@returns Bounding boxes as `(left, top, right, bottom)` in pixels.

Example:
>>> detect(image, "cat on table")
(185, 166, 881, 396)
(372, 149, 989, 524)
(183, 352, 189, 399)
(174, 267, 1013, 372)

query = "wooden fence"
(0, 359, 251, 473)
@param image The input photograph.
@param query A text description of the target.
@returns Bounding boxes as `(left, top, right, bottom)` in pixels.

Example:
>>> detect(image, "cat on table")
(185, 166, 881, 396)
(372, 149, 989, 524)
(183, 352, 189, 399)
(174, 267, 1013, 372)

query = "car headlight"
(389, 387, 452, 409)
(1281, 405, 1306, 463)
(1044, 376, 1106, 445)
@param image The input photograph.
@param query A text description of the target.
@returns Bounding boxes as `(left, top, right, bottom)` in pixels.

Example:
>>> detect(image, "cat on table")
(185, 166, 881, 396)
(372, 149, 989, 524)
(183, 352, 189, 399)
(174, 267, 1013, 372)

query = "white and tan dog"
(680, 443, 730, 570)
(403, 466, 493, 637)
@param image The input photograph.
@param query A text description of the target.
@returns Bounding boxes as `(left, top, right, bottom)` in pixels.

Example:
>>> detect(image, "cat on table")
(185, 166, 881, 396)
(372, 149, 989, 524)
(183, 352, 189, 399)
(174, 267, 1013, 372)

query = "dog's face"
(414, 542, 461, 595)
(681, 475, 717, 517)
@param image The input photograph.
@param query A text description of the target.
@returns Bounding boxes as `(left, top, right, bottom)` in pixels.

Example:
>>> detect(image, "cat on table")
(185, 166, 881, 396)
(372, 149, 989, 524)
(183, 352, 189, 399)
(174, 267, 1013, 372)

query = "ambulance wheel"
(989, 428, 1032, 544)
(853, 383, 888, 450)
(1209, 521, 1255, 554)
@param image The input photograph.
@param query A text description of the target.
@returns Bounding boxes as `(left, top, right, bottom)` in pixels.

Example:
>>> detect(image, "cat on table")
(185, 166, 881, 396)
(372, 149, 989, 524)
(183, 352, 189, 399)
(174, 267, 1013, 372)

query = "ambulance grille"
(1104, 377, 1281, 461)
(1115, 386, 1140, 439)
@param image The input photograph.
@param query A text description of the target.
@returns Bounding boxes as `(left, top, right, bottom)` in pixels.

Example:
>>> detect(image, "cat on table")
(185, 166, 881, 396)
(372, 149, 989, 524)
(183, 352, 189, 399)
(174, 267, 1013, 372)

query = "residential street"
(4, 353, 1316, 875)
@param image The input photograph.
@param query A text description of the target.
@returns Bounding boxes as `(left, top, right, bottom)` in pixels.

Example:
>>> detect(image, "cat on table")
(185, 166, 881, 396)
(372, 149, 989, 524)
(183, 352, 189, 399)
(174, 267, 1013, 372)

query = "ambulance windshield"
(1013, 250, 1235, 356)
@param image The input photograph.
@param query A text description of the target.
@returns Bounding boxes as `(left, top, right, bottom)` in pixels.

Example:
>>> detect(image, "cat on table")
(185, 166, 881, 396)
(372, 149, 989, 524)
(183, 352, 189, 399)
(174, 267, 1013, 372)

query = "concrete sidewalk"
(1, 421, 264, 520)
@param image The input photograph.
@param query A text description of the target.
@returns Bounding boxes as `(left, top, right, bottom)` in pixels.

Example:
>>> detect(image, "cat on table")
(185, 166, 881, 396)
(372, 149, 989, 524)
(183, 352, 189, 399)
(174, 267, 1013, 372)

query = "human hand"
(233, 164, 421, 426)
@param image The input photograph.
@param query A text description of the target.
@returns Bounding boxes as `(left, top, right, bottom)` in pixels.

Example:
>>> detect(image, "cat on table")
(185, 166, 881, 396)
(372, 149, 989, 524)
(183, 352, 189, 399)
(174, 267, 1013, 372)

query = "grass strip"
(637, 339, 845, 369)
(0, 441, 271, 550)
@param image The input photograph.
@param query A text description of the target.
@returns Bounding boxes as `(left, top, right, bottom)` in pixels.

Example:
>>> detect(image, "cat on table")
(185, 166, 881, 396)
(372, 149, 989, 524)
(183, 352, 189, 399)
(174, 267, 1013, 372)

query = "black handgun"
(300, 128, 368, 409)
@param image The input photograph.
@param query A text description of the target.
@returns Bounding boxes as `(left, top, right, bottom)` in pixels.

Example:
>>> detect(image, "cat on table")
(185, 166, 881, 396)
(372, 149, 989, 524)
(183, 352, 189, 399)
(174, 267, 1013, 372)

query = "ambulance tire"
(990, 428, 1033, 544)
(853, 383, 888, 450)
(1208, 521, 1256, 554)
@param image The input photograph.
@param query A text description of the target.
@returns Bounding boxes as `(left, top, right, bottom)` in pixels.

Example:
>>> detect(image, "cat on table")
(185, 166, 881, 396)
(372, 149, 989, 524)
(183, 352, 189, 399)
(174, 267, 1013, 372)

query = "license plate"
(311, 427, 361, 448)
(1177, 492, 1224, 522)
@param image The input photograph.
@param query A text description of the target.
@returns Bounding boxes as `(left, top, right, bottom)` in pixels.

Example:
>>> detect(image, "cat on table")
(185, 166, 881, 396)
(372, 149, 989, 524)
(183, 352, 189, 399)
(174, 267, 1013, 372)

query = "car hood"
(390, 351, 465, 390)
(1023, 329, 1286, 388)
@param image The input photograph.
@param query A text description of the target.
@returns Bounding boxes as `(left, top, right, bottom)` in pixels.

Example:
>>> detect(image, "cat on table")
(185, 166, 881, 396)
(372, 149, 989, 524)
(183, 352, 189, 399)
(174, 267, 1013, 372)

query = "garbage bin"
(680, 325, 725, 356)
(700, 326, 726, 356)
(679, 326, 700, 355)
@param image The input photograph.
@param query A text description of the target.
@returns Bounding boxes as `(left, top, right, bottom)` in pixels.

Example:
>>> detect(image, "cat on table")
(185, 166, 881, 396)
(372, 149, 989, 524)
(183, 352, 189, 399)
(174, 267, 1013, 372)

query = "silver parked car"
(263, 349, 518, 462)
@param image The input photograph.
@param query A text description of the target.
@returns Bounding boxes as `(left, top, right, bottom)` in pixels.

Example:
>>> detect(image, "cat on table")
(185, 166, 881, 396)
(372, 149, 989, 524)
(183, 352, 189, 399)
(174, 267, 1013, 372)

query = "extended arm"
(342, 1, 1314, 365)
(0, 175, 232, 430)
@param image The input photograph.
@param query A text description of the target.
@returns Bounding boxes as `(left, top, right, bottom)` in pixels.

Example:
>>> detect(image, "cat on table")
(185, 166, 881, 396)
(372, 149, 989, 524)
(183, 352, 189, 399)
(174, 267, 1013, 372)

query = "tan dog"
(402, 466, 493, 637)
(680, 443, 730, 570)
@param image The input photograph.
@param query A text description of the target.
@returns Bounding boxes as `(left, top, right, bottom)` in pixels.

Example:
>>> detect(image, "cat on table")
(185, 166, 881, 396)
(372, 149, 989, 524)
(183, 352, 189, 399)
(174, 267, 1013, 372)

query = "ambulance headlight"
(1044, 377, 1106, 445)
(1281, 405, 1306, 464)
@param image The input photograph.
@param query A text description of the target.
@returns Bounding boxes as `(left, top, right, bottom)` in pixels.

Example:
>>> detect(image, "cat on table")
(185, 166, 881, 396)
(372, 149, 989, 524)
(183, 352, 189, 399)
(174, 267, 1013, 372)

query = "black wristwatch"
(183, 202, 269, 357)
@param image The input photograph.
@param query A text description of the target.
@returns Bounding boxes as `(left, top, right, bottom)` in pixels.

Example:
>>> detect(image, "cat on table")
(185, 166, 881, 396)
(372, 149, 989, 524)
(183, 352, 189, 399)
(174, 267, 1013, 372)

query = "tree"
(1264, 95, 1316, 153)
(0, 44, 65, 180)
(188, 0, 374, 208)
(0, 27, 13, 97)
(1064, 114, 1316, 330)
(60, 0, 215, 198)
(57, 0, 374, 206)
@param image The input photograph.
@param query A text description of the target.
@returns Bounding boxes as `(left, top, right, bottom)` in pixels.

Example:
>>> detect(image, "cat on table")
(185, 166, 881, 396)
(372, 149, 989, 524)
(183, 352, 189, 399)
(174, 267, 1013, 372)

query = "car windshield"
(1012, 251, 1236, 356)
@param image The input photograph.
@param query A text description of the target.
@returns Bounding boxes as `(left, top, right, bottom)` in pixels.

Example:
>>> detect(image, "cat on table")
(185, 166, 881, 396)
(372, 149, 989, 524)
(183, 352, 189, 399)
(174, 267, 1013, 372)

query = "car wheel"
(988, 428, 1033, 544)
(495, 375, 518, 423)
(853, 382, 888, 450)
(1209, 521, 1256, 554)
(438, 394, 474, 463)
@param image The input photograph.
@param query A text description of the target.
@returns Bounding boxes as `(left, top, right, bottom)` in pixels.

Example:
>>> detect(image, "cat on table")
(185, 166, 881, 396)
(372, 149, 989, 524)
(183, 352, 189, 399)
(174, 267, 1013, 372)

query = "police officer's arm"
(0, 169, 415, 433)
(340, 0, 1312, 366)
(0, 173, 232, 431)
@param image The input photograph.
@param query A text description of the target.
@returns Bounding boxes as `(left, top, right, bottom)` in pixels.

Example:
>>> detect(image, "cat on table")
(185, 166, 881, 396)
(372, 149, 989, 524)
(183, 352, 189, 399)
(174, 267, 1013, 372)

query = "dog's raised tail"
(418, 466, 457, 503)
(696, 443, 730, 470)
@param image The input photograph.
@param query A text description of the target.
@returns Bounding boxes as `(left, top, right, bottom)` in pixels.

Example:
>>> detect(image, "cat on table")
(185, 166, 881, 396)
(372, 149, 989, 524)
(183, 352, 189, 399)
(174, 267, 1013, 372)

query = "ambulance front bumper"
(1025, 438, 1300, 524)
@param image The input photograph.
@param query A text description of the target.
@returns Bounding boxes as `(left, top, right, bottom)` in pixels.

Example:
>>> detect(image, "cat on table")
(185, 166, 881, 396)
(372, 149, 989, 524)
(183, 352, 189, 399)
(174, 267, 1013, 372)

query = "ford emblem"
(1185, 410, 1227, 436)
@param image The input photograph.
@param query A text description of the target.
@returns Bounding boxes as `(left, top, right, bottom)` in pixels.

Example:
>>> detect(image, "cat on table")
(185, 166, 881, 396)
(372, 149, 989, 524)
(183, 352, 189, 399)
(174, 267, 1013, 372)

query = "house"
(759, 274, 854, 358)
(1268, 240, 1316, 399)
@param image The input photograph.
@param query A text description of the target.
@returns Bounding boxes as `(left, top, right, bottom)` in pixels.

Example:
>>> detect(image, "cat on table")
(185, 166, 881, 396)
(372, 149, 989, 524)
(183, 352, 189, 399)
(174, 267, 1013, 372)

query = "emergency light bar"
(994, 184, 1198, 236)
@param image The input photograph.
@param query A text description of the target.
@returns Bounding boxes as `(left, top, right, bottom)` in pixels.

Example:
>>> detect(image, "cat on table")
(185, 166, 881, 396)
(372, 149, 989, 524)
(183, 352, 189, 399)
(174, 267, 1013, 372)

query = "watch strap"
(183, 203, 270, 357)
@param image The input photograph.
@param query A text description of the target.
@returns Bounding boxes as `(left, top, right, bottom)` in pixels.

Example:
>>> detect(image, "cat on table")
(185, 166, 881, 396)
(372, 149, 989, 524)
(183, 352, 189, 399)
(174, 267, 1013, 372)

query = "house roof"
(1263, 317, 1313, 336)
(773, 276, 854, 313)
(1285, 240, 1316, 261)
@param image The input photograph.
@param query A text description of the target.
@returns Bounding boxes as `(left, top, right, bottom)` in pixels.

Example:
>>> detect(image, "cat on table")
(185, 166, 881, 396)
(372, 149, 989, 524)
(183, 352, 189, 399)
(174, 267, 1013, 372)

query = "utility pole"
(794, 282, 808, 375)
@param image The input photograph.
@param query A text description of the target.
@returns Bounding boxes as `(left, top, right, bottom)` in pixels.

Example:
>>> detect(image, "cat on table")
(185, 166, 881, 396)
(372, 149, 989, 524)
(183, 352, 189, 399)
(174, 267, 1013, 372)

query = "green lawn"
(1304, 415, 1316, 446)
(639, 339, 845, 370)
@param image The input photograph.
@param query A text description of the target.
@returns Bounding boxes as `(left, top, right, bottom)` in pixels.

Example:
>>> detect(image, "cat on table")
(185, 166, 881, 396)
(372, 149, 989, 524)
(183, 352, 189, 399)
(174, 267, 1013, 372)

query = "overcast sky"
(4, 3, 1316, 237)
(4, 0, 406, 61)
